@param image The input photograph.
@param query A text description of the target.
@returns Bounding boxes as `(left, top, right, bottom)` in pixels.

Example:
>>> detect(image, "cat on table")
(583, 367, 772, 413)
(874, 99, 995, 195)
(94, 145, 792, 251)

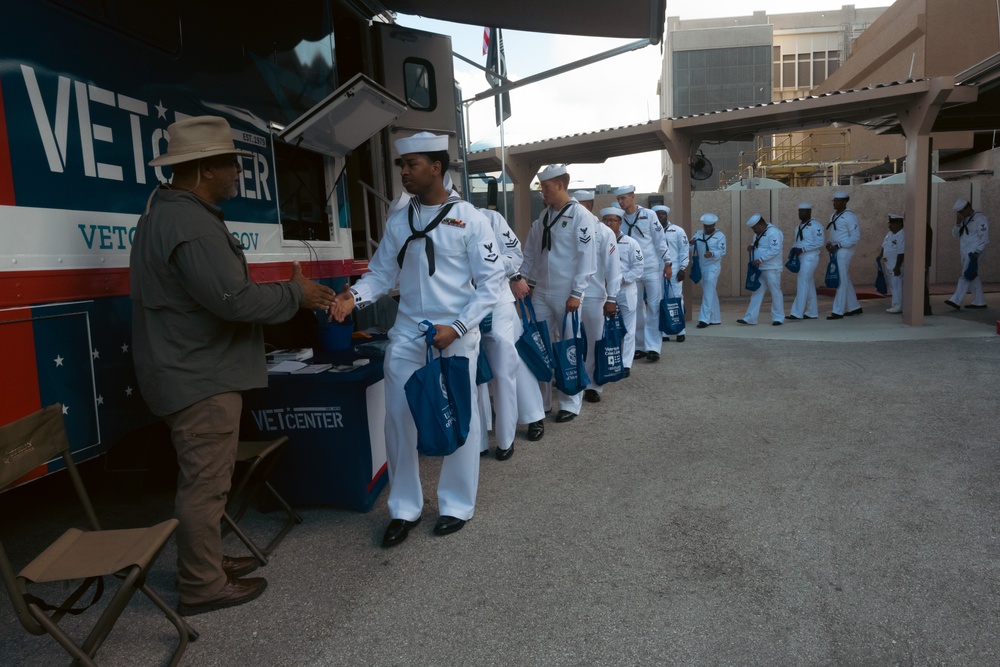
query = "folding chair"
(0, 404, 197, 667)
(221, 437, 303, 566)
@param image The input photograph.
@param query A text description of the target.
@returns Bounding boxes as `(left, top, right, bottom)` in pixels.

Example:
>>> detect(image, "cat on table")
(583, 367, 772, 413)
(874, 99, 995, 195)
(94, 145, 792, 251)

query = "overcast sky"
(397, 1, 895, 192)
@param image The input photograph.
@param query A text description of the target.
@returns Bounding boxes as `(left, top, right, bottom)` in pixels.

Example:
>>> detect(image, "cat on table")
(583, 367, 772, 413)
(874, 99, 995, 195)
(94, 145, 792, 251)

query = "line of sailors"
(340, 132, 989, 548)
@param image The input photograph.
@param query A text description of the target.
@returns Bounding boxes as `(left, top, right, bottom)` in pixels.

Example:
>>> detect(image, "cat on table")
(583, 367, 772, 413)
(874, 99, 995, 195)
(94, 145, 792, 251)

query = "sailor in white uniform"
(476, 207, 546, 459)
(575, 193, 622, 403)
(738, 213, 785, 325)
(787, 202, 825, 320)
(690, 213, 726, 327)
(601, 207, 643, 374)
(879, 213, 905, 313)
(651, 205, 689, 341)
(520, 165, 597, 423)
(331, 132, 503, 546)
(615, 185, 671, 362)
(946, 198, 990, 310)
(825, 190, 862, 319)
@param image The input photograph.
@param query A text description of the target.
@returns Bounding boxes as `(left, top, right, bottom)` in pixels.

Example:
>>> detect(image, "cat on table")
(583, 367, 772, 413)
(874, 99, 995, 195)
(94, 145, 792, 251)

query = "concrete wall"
(639, 181, 997, 298)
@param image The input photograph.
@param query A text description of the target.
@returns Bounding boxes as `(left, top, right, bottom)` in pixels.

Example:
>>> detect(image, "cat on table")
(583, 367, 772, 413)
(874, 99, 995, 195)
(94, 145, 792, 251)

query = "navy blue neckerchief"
(827, 210, 844, 231)
(541, 201, 575, 252)
(624, 209, 645, 238)
(397, 196, 460, 276)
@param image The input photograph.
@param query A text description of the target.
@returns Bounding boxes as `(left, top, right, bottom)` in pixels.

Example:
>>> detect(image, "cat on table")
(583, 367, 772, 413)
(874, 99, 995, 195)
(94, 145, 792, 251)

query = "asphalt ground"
(2, 290, 999, 667)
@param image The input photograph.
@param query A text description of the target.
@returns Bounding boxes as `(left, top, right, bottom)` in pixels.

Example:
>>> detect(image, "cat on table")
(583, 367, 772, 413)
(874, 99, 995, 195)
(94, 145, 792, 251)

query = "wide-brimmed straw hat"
(149, 116, 252, 167)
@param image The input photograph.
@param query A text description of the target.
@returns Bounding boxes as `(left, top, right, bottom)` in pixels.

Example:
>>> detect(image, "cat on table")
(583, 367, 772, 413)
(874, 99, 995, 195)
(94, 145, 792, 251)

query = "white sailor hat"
(573, 190, 595, 202)
(538, 164, 567, 181)
(700, 213, 718, 224)
(394, 131, 448, 156)
(833, 189, 850, 199)
(651, 205, 671, 214)
(601, 207, 625, 218)
(798, 202, 813, 210)
(746, 213, 764, 227)
(614, 185, 636, 195)
(953, 198, 970, 212)
(888, 213, 904, 221)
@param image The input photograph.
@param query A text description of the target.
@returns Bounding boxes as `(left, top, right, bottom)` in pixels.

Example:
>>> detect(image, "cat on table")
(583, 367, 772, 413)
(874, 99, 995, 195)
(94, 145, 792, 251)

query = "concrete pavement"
(2, 292, 999, 666)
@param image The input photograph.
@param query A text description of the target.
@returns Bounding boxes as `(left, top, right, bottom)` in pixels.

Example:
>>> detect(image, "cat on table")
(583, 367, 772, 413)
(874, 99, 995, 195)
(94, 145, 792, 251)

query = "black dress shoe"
(676, 335, 685, 342)
(944, 299, 961, 310)
(827, 313, 844, 320)
(555, 410, 577, 423)
(480, 448, 489, 457)
(966, 304, 988, 309)
(633, 350, 647, 359)
(433, 515, 466, 536)
(772, 321, 782, 326)
(222, 555, 259, 578)
(736, 319, 749, 325)
(696, 322, 709, 329)
(662, 335, 670, 341)
(527, 420, 544, 441)
(845, 308, 863, 316)
(584, 389, 601, 403)
(786, 315, 800, 320)
(382, 517, 421, 547)
(496, 444, 514, 461)
(623, 368, 631, 378)
(803, 315, 817, 320)
(646, 351, 660, 362)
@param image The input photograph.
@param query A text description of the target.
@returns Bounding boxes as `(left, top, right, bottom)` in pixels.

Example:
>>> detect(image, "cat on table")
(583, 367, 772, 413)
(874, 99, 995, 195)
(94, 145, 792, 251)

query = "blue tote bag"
(476, 344, 493, 385)
(825, 252, 840, 289)
(964, 253, 979, 281)
(690, 244, 703, 284)
(404, 323, 473, 456)
(552, 312, 590, 396)
(785, 248, 801, 273)
(745, 251, 762, 291)
(595, 313, 625, 385)
(515, 295, 555, 382)
(875, 257, 888, 295)
(659, 279, 684, 335)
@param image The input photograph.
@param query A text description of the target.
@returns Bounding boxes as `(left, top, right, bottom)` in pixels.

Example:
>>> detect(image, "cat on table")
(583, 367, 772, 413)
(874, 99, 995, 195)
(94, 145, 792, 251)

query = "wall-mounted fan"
(691, 151, 714, 181)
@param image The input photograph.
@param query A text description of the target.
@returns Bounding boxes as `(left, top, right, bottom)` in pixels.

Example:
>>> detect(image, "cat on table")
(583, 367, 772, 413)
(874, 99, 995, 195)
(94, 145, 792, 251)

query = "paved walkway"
(2, 293, 999, 666)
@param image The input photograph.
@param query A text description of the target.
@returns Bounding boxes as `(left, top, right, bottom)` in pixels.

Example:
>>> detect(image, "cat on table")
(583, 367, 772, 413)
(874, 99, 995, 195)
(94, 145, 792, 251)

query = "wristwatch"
(509, 274, 523, 282)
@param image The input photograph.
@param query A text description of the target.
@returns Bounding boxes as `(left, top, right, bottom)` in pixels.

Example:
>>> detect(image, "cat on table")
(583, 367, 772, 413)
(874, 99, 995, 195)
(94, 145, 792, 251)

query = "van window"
(275, 141, 331, 242)
(403, 58, 436, 111)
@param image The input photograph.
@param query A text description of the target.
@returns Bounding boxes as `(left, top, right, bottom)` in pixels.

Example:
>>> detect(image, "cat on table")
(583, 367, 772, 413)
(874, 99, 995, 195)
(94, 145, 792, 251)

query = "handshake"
(329, 286, 356, 323)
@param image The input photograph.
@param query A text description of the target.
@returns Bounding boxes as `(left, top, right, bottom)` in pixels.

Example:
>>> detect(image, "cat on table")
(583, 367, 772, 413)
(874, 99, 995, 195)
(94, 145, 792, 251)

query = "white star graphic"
(62, 404, 69, 415)
(54, 355, 64, 367)
(155, 101, 167, 119)
(125, 386, 134, 397)
(96, 395, 104, 406)
(121, 342, 129, 353)
(92, 348, 100, 360)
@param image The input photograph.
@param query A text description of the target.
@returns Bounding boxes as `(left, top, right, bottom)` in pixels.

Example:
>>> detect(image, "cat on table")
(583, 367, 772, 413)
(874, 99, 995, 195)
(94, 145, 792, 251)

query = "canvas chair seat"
(20, 520, 178, 584)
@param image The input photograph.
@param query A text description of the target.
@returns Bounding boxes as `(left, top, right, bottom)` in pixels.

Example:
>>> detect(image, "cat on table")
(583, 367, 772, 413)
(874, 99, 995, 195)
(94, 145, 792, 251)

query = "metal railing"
(358, 180, 391, 261)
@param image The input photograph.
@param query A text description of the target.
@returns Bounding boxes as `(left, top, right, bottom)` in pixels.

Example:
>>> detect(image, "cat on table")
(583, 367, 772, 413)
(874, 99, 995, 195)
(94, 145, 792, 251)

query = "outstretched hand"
(330, 285, 356, 323)
(292, 261, 335, 311)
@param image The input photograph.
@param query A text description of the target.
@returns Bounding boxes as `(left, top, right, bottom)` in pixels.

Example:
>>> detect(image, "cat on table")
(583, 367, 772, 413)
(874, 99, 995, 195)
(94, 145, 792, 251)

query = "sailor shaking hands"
(331, 132, 504, 547)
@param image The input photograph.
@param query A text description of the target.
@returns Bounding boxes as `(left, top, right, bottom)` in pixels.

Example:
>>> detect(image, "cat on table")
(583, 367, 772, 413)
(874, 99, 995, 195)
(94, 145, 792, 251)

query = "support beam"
(896, 78, 953, 326)
(658, 120, 697, 320)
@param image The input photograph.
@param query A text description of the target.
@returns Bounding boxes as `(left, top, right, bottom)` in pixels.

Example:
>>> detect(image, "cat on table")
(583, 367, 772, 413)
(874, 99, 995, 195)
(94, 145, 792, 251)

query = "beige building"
(814, 0, 1000, 181)
(660, 5, 888, 191)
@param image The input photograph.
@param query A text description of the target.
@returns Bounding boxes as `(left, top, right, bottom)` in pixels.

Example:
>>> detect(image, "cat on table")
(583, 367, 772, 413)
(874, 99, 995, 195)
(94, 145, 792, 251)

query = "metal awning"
(382, 0, 666, 43)
(470, 76, 980, 328)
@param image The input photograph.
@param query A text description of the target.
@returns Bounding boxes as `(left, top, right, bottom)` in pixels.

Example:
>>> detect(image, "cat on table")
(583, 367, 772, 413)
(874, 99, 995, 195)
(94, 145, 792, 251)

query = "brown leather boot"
(177, 575, 267, 616)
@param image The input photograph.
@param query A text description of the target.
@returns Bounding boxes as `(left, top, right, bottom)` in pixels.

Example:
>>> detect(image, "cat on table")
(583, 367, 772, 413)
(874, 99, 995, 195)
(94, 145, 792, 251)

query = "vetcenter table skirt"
(239, 360, 388, 512)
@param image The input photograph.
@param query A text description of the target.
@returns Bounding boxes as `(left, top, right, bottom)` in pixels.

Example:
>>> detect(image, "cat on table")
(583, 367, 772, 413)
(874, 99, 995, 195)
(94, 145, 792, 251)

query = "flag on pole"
(484, 27, 511, 126)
